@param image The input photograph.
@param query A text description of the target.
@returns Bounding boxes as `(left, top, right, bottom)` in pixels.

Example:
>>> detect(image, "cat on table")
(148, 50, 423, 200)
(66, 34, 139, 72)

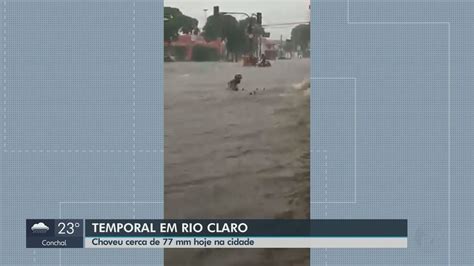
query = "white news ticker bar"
(84, 237, 407, 249)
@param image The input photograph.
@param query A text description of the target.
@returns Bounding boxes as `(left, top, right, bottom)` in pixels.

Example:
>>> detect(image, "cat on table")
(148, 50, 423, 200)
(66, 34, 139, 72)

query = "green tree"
(203, 14, 246, 61)
(291, 24, 310, 52)
(203, 15, 267, 60)
(164, 7, 199, 42)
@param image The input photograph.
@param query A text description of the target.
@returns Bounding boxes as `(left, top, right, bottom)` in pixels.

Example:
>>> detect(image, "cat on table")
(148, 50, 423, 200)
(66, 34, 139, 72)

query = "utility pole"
(280, 34, 283, 59)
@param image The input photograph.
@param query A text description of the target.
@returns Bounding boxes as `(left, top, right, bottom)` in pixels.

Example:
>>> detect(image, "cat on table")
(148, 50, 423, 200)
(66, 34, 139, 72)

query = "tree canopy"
(291, 24, 310, 51)
(164, 7, 199, 42)
(203, 15, 265, 59)
(203, 14, 245, 59)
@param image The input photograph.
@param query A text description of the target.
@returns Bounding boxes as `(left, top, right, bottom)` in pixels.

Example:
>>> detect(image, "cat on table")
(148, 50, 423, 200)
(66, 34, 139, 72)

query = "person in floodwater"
(228, 74, 242, 91)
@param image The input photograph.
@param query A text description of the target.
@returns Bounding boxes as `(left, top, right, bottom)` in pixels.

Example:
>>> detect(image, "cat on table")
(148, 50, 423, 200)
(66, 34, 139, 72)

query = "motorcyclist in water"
(258, 54, 271, 67)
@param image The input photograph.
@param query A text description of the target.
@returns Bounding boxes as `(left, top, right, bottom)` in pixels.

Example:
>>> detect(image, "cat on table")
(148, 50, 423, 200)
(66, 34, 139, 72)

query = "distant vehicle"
(257, 54, 272, 67)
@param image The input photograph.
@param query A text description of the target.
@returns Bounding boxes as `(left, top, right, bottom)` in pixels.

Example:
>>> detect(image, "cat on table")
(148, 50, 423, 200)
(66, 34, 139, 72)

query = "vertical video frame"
(164, 1, 310, 265)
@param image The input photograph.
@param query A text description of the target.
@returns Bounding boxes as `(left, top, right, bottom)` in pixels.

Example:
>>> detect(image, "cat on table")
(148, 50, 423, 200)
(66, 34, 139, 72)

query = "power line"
(262, 21, 309, 27)
(263, 25, 306, 29)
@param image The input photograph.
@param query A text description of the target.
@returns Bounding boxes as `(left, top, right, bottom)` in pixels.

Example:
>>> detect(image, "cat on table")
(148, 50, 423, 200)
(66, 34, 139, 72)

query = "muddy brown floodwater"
(165, 59, 310, 266)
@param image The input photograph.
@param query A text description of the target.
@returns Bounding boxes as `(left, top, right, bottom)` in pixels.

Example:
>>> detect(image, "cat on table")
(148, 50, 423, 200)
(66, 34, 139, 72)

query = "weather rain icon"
(31, 222, 49, 234)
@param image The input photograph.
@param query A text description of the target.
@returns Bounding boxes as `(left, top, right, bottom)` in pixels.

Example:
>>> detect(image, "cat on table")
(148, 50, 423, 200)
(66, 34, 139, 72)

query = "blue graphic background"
(0, 1, 163, 265)
(311, 0, 472, 265)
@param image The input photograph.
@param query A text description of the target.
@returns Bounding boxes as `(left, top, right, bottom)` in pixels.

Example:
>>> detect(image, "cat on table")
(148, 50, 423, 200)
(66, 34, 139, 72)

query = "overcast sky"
(165, 0, 310, 40)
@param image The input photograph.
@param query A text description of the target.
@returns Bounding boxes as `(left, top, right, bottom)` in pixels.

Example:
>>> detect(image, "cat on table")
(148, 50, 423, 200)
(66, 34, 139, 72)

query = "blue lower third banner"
(26, 219, 407, 249)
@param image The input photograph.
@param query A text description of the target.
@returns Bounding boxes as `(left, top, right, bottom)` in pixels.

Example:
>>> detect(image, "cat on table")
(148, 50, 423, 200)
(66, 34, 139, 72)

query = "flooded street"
(164, 59, 310, 266)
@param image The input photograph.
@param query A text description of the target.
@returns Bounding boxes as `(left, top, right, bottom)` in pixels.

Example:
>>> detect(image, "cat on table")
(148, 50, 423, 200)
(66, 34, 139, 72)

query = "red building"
(165, 34, 225, 61)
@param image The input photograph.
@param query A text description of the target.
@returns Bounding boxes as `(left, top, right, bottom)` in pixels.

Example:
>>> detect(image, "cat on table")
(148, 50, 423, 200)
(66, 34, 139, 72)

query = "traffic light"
(256, 12, 262, 25)
(213, 6, 219, 16)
